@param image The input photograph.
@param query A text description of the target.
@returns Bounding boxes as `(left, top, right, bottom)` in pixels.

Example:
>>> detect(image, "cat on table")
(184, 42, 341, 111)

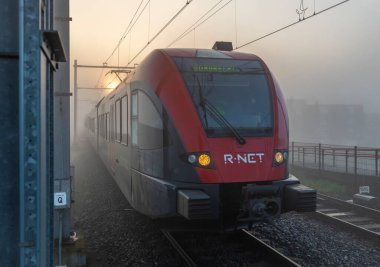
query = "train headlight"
(275, 152, 284, 164)
(183, 152, 214, 169)
(188, 154, 197, 164)
(198, 154, 211, 167)
(273, 150, 287, 166)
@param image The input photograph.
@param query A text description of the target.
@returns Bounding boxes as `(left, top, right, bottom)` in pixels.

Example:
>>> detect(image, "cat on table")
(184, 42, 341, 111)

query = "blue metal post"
(19, 0, 42, 265)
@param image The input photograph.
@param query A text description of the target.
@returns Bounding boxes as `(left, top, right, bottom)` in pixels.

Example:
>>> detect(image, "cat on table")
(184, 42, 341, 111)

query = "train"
(86, 46, 316, 227)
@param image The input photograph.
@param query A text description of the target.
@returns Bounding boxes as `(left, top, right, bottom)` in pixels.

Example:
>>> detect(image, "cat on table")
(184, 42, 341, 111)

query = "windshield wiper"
(193, 74, 246, 145)
(201, 98, 246, 145)
(194, 74, 209, 129)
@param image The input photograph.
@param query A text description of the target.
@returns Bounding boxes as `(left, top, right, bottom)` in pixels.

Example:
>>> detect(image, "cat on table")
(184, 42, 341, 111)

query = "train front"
(137, 48, 316, 224)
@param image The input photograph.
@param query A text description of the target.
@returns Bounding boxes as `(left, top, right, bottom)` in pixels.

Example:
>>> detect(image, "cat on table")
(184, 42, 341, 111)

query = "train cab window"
(173, 57, 273, 137)
(115, 99, 121, 142)
(121, 95, 128, 145)
(132, 91, 163, 149)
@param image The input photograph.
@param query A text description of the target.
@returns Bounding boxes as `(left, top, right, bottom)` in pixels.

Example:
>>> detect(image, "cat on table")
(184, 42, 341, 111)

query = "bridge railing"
(290, 142, 380, 177)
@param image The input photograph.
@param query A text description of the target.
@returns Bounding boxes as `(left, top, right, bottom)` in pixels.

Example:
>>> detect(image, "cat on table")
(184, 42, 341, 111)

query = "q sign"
(54, 192, 67, 209)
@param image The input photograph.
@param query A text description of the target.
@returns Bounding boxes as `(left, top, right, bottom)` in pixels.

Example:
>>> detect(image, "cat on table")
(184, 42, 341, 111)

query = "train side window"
(110, 104, 114, 141)
(102, 114, 105, 139)
(115, 99, 121, 142)
(101, 114, 104, 139)
(100, 115, 102, 138)
(121, 95, 128, 145)
(138, 92, 163, 149)
(106, 113, 109, 141)
(102, 114, 104, 139)
(131, 93, 138, 146)
(102, 115, 104, 138)
(98, 115, 101, 137)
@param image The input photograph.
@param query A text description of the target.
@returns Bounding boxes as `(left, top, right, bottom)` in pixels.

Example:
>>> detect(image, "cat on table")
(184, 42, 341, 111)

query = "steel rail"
(162, 229, 301, 267)
(240, 229, 301, 267)
(318, 193, 380, 220)
(311, 211, 380, 244)
(310, 193, 380, 243)
(161, 230, 198, 267)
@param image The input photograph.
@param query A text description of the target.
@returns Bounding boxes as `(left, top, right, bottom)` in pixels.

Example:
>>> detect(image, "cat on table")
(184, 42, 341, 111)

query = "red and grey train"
(87, 47, 316, 225)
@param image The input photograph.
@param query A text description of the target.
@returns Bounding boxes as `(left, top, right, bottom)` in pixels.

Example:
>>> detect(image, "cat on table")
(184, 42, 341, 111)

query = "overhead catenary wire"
(167, 0, 232, 48)
(96, 0, 350, 89)
(94, 0, 145, 88)
(234, 0, 238, 49)
(95, 67, 106, 88)
(95, 0, 148, 89)
(167, 0, 225, 48)
(126, 0, 194, 66)
(121, 0, 147, 40)
(104, 0, 148, 64)
(235, 0, 351, 50)
(148, 0, 151, 42)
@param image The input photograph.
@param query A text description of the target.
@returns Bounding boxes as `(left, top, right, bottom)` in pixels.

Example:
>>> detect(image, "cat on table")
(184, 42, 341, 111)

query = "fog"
(71, 0, 380, 147)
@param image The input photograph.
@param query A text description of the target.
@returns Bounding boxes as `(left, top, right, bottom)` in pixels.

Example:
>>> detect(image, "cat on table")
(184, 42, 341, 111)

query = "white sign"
(54, 192, 67, 207)
(224, 153, 264, 164)
(359, 186, 370, 195)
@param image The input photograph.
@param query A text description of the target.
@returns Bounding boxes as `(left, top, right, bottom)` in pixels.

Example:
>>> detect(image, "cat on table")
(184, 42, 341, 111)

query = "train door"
(130, 91, 139, 205)
(96, 106, 99, 152)
(130, 89, 165, 211)
(120, 94, 132, 198)
(131, 92, 139, 170)
(110, 103, 116, 175)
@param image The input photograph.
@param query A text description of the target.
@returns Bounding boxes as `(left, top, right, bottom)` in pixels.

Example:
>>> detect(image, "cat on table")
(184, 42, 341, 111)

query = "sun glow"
(106, 81, 119, 89)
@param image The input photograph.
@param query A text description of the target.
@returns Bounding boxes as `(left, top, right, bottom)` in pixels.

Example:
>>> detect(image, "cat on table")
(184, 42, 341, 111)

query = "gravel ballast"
(252, 212, 380, 267)
(72, 138, 183, 266)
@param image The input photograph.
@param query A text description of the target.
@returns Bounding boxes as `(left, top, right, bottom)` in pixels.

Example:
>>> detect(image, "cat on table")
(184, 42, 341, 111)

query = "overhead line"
(121, 0, 146, 40)
(168, 0, 232, 48)
(127, 0, 194, 66)
(193, 0, 232, 30)
(104, 0, 147, 64)
(235, 0, 351, 50)
(96, 0, 146, 89)
(120, 0, 151, 42)
(167, 0, 225, 48)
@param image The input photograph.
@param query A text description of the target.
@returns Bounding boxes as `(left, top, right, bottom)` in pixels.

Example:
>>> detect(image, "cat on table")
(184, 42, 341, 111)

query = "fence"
(290, 142, 380, 177)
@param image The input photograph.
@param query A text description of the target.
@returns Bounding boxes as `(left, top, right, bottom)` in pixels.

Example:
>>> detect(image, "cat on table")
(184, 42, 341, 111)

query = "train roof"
(93, 47, 264, 108)
(158, 48, 261, 61)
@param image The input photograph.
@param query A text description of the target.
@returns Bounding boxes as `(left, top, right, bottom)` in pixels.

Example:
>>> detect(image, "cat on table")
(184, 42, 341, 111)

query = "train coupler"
(237, 184, 282, 223)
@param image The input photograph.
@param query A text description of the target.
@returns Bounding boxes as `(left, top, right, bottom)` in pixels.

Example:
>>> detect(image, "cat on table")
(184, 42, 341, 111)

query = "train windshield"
(173, 57, 273, 137)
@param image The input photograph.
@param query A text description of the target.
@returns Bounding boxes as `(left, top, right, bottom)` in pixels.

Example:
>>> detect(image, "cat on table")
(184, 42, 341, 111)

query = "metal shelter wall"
(53, 0, 72, 240)
(0, 1, 19, 266)
(0, 0, 69, 266)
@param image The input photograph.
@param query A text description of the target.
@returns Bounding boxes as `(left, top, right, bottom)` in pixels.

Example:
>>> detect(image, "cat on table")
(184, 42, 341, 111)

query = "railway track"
(311, 193, 380, 243)
(161, 229, 300, 267)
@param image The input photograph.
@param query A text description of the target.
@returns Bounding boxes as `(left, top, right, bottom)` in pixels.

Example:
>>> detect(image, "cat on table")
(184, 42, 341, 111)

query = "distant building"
(286, 99, 375, 147)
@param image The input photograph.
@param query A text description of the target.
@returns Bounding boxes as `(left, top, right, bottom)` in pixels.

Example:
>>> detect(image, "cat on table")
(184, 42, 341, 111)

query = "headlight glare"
(198, 154, 211, 167)
(274, 151, 284, 165)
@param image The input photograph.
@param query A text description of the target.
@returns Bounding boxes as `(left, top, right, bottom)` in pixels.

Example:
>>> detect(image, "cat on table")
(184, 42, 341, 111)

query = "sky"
(70, 0, 380, 144)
